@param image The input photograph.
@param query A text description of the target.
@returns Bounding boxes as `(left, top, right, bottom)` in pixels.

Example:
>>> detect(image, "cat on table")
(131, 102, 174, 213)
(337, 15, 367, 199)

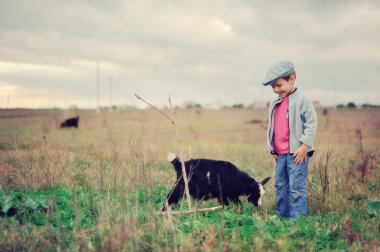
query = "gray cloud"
(0, 0, 379, 108)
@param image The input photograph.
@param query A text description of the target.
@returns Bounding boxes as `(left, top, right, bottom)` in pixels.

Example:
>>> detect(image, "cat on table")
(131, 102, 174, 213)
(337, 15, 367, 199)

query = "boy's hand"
(293, 144, 309, 165)
(272, 154, 278, 166)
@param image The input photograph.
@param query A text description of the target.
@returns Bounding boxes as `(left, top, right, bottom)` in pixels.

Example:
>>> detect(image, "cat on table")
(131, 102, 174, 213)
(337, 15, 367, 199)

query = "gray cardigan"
(267, 88, 317, 155)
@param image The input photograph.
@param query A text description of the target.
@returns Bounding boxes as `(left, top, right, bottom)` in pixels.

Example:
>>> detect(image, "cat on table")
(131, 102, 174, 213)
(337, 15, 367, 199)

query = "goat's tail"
(167, 152, 182, 173)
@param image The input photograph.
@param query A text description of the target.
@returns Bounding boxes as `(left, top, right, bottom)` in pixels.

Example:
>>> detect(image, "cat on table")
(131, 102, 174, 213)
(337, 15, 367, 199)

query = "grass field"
(0, 107, 379, 251)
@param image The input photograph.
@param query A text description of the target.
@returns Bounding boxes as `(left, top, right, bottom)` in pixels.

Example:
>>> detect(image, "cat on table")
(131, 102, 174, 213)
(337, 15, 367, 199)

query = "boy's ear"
(261, 177, 271, 185)
(290, 73, 296, 83)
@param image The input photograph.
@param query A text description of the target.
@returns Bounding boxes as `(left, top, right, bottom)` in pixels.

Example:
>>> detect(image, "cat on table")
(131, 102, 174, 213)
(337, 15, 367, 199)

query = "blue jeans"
(275, 154, 309, 218)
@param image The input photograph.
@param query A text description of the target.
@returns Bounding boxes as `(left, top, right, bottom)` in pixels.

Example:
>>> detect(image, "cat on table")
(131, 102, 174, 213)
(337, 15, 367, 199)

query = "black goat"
(162, 153, 271, 211)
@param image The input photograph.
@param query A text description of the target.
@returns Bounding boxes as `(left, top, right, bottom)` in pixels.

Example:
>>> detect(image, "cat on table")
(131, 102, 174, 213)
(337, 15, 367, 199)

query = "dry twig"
(135, 94, 192, 211)
(156, 206, 223, 216)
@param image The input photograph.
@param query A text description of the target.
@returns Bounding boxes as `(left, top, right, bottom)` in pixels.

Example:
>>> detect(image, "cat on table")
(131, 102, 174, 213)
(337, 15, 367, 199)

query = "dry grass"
(1, 107, 379, 200)
(0, 107, 379, 250)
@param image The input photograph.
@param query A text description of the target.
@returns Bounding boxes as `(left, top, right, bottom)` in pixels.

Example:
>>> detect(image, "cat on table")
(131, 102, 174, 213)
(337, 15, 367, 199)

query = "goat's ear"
(261, 177, 271, 185)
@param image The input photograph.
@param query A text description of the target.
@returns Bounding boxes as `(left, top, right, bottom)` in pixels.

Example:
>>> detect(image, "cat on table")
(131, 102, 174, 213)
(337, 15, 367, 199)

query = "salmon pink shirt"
(273, 96, 290, 154)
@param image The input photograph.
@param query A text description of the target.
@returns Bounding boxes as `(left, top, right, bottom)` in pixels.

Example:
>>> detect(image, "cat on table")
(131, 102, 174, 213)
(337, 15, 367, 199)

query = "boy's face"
(271, 74, 296, 98)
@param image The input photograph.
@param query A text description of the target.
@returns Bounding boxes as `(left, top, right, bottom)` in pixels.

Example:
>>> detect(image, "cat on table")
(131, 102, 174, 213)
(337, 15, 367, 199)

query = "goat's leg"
(231, 197, 243, 212)
(218, 196, 230, 207)
(161, 183, 184, 211)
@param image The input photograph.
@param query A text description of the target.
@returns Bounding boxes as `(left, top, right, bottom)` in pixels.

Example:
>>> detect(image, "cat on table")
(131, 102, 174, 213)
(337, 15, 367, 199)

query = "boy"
(261, 60, 317, 218)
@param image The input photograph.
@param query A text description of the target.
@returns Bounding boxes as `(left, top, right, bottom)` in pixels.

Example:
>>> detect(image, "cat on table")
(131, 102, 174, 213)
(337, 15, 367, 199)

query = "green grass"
(0, 107, 379, 251)
(1, 186, 378, 251)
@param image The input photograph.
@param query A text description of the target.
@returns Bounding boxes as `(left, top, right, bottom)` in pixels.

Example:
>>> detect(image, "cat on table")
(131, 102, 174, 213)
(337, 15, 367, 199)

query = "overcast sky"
(0, 0, 379, 108)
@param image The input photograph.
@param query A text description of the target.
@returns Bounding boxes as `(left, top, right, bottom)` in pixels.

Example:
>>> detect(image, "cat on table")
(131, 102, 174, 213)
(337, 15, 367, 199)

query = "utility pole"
(96, 61, 100, 115)
(64, 93, 68, 117)
(334, 84, 337, 111)
(109, 77, 113, 112)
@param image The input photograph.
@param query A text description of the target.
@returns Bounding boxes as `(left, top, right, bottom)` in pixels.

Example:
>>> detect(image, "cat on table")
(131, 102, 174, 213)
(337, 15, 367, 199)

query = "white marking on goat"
(167, 152, 177, 162)
(258, 184, 265, 207)
(206, 171, 211, 185)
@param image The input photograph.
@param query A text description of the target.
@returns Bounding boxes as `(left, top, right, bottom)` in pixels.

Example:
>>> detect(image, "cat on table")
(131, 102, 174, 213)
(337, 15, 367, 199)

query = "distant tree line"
(185, 103, 202, 109)
(183, 101, 380, 110)
(186, 103, 247, 109)
(336, 102, 380, 109)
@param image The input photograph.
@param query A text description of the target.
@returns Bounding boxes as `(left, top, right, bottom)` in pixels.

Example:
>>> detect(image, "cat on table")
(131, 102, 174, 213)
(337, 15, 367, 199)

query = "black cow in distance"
(60, 116, 79, 128)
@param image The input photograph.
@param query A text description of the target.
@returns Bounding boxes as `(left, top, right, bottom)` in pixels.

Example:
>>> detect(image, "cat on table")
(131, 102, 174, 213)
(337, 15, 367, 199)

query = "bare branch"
(164, 200, 178, 252)
(157, 206, 223, 216)
(135, 93, 192, 211)
(169, 94, 192, 211)
(135, 94, 174, 124)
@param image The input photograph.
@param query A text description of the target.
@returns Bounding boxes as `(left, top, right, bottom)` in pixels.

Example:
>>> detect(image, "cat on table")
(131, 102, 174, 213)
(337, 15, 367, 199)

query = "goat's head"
(247, 177, 271, 207)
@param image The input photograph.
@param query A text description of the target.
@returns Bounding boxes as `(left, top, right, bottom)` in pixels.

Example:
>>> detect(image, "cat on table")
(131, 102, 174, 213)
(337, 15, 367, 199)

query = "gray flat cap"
(261, 60, 295, 86)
